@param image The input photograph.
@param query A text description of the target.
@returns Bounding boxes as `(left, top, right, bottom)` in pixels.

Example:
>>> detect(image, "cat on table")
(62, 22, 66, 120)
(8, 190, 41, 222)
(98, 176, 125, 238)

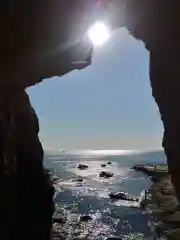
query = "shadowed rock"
(72, 178, 84, 183)
(77, 164, 88, 170)
(101, 164, 107, 167)
(2, 1, 180, 238)
(107, 162, 112, 165)
(0, 3, 94, 238)
(109, 192, 136, 202)
(80, 215, 92, 222)
(103, 0, 180, 201)
(100, 171, 114, 178)
(109, 192, 127, 200)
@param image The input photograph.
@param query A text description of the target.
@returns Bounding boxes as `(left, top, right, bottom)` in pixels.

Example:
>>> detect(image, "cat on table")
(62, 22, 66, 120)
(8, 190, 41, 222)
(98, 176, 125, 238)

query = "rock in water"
(109, 192, 136, 202)
(80, 215, 92, 222)
(100, 171, 114, 178)
(101, 164, 107, 167)
(77, 164, 88, 170)
(72, 179, 84, 182)
(109, 192, 127, 200)
(107, 162, 112, 165)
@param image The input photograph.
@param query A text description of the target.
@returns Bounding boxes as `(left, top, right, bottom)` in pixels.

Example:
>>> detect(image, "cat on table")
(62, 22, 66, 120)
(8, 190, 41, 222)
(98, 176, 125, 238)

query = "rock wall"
(123, 0, 180, 200)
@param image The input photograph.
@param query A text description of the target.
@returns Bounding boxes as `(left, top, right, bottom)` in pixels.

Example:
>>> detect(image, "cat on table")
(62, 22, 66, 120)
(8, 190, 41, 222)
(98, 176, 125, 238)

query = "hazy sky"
(27, 28, 163, 151)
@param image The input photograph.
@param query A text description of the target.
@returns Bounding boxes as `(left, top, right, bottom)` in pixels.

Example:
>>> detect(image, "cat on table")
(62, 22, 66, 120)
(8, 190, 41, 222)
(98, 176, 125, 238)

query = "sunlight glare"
(87, 21, 111, 47)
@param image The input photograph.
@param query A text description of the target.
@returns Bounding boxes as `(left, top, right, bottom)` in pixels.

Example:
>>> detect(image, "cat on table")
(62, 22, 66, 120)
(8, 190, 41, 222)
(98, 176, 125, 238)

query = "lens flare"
(87, 21, 111, 47)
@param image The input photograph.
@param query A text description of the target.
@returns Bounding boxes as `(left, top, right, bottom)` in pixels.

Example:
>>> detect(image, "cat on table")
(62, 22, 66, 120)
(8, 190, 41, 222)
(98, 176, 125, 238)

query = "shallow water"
(44, 151, 166, 240)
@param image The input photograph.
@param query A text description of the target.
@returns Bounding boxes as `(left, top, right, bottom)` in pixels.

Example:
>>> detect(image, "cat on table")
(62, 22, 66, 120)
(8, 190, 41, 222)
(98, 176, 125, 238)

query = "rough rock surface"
(109, 192, 127, 200)
(106, 0, 180, 202)
(80, 215, 93, 222)
(0, 2, 94, 239)
(127, 1, 180, 202)
(72, 178, 84, 182)
(1, 1, 180, 238)
(101, 164, 107, 167)
(100, 171, 114, 178)
(77, 164, 88, 170)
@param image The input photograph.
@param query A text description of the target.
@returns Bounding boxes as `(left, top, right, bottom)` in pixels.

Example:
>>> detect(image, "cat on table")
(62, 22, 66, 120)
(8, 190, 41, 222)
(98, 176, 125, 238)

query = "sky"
(27, 28, 163, 151)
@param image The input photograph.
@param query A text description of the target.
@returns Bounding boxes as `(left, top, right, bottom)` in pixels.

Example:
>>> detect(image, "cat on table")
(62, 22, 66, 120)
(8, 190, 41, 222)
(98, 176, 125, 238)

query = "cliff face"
(120, 0, 180, 200)
(2, 0, 180, 205)
(99, 0, 180, 201)
(16, 0, 180, 201)
(0, 1, 94, 89)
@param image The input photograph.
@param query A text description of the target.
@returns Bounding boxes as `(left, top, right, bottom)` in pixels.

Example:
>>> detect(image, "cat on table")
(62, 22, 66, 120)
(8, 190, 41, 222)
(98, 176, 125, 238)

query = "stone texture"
(1, 1, 180, 238)
(106, 0, 180, 202)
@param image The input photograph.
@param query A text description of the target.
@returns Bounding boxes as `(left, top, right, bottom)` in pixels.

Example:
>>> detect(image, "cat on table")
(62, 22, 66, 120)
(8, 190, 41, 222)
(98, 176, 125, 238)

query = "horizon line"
(44, 148, 163, 155)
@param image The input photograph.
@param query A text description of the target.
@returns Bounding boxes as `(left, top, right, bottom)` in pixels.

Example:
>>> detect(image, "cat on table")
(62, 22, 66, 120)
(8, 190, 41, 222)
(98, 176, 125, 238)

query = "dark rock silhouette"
(107, 162, 112, 165)
(100, 171, 114, 178)
(77, 164, 88, 170)
(1, 0, 180, 238)
(72, 178, 84, 183)
(132, 165, 151, 174)
(0, 2, 93, 239)
(101, 0, 180, 202)
(109, 192, 136, 202)
(101, 164, 107, 167)
(109, 192, 127, 200)
(80, 215, 93, 222)
(0, 92, 55, 240)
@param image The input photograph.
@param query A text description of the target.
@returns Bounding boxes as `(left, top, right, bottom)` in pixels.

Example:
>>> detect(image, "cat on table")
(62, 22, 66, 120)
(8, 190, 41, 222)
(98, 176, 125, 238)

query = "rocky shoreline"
(133, 164, 180, 240)
(50, 163, 177, 239)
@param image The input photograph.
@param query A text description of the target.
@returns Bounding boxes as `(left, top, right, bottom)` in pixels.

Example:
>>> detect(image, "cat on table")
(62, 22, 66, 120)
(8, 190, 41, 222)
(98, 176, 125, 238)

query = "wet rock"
(77, 164, 88, 170)
(100, 171, 114, 178)
(72, 179, 84, 183)
(107, 162, 112, 165)
(80, 215, 92, 222)
(109, 192, 127, 200)
(109, 192, 136, 202)
(101, 164, 107, 167)
(132, 165, 147, 172)
(52, 216, 66, 224)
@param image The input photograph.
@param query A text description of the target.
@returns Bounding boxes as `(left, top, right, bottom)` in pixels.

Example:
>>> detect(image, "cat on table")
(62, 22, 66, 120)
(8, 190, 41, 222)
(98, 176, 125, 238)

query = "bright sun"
(87, 21, 111, 47)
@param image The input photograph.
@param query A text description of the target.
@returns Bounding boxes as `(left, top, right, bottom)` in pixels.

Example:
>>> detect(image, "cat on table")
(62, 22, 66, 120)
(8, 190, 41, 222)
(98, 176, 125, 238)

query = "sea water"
(44, 150, 166, 240)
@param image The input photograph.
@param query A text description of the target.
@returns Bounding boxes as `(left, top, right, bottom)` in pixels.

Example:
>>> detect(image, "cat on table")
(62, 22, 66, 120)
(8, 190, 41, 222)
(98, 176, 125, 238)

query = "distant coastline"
(45, 149, 164, 156)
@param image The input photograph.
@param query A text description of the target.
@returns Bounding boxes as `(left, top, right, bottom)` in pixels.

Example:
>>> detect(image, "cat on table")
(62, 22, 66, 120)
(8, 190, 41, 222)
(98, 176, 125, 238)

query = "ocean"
(44, 150, 166, 240)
